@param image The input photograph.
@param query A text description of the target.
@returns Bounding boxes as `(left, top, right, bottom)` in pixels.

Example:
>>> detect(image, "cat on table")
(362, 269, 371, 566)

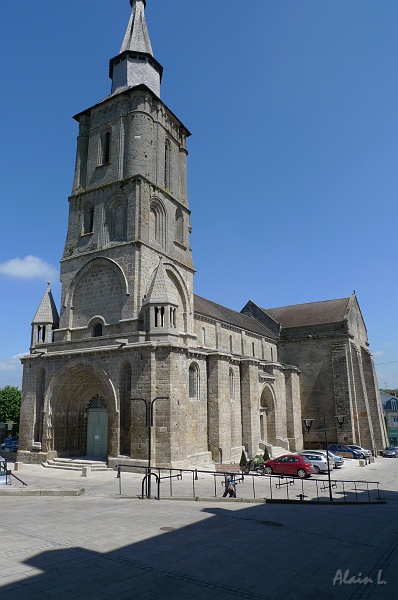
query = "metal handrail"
(208, 441, 222, 463)
(114, 463, 382, 503)
(276, 436, 290, 451)
(0, 456, 28, 487)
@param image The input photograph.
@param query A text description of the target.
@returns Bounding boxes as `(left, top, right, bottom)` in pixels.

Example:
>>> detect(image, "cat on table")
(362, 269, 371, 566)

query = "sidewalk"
(1, 457, 398, 599)
(0, 456, 392, 501)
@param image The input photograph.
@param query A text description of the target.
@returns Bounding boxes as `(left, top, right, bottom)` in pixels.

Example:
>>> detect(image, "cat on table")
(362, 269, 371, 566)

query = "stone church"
(18, 0, 387, 468)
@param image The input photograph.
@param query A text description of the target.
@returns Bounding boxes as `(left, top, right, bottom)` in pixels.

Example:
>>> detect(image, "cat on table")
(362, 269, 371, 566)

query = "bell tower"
(56, 0, 195, 347)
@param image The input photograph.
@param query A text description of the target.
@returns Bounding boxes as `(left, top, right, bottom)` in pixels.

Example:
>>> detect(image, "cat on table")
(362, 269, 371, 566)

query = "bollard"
(82, 466, 91, 477)
(370, 456, 375, 464)
(359, 459, 365, 467)
(14, 462, 23, 471)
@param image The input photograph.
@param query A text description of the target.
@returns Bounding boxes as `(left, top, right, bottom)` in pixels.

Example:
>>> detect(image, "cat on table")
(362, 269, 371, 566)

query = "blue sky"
(1, 0, 397, 389)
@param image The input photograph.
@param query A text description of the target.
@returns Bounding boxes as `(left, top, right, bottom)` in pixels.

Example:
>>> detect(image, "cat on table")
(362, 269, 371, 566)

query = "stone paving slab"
(0, 456, 397, 599)
(0, 456, 391, 501)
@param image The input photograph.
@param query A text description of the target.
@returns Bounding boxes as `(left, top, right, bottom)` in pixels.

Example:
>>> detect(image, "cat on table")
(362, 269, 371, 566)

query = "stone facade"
(243, 296, 387, 454)
(18, 1, 386, 468)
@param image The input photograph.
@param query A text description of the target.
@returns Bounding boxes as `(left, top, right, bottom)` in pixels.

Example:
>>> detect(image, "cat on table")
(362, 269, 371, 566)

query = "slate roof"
(32, 284, 60, 325)
(120, 0, 153, 56)
(144, 259, 178, 305)
(265, 297, 350, 329)
(194, 295, 278, 339)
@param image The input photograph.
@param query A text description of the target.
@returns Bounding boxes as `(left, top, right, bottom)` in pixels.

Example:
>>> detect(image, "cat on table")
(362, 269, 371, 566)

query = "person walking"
(222, 473, 237, 498)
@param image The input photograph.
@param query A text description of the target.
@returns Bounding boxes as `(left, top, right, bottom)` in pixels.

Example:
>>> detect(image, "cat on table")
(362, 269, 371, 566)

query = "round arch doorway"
(46, 361, 116, 461)
(259, 386, 277, 446)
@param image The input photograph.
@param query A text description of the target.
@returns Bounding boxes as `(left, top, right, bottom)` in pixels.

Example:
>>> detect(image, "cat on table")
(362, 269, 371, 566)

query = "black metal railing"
(114, 464, 382, 503)
(0, 456, 10, 485)
(0, 456, 28, 487)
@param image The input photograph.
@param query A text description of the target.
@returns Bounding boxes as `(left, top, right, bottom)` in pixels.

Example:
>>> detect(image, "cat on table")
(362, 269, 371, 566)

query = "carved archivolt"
(88, 394, 108, 410)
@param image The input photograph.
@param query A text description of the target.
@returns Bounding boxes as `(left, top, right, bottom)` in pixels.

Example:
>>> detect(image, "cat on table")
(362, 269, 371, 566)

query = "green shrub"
(239, 450, 248, 470)
(252, 454, 264, 465)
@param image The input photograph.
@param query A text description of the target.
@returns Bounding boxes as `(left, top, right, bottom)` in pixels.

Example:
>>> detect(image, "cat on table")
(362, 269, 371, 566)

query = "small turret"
(109, 0, 163, 96)
(142, 259, 179, 341)
(31, 283, 59, 349)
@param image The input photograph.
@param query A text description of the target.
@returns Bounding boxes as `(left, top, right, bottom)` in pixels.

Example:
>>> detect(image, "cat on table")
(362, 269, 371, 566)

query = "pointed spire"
(110, 0, 163, 97)
(32, 282, 59, 326)
(120, 0, 153, 55)
(144, 259, 178, 306)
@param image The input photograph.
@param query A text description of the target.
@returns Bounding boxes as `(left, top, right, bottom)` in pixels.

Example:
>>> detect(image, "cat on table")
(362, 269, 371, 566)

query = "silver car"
(301, 449, 343, 469)
(299, 452, 332, 474)
(326, 450, 344, 468)
(347, 445, 371, 459)
(382, 446, 398, 458)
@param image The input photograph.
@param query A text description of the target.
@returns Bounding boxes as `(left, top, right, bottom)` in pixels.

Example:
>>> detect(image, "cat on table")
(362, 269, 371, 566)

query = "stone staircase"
(42, 458, 109, 471)
(215, 463, 242, 473)
(271, 446, 291, 459)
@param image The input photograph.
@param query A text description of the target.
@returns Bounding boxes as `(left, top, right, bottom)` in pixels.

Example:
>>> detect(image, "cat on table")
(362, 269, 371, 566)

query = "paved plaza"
(1, 456, 398, 599)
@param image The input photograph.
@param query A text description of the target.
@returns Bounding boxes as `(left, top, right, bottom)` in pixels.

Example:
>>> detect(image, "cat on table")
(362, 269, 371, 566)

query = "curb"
(0, 488, 85, 496)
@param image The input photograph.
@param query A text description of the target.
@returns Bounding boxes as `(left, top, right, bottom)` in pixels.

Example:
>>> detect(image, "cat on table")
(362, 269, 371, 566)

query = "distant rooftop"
(265, 297, 350, 329)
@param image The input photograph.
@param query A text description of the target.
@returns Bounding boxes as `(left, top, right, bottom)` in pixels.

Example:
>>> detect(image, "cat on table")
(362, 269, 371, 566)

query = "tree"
(0, 386, 21, 429)
(239, 449, 248, 470)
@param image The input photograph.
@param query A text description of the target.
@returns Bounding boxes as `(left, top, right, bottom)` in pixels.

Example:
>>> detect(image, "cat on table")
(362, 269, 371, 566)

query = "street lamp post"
(302, 414, 345, 502)
(131, 396, 169, 498)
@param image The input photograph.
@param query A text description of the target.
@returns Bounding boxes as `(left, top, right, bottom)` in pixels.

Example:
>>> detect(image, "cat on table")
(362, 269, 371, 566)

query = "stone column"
(240, 359, 260, 458)
(72, 115, 89, 193)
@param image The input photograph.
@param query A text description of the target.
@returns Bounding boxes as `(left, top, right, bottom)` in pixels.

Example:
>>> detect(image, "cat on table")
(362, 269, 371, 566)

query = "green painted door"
(87, 409, 108, 459)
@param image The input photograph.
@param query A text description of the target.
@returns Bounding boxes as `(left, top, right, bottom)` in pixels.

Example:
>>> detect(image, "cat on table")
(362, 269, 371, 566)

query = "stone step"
(215, 464, 241, 473)
(42, 458, 109, 471)
(271, 446, 292, 459)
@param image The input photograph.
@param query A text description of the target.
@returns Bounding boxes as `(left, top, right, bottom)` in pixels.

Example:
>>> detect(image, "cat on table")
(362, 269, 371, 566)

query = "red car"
(262, 454, 314, 478)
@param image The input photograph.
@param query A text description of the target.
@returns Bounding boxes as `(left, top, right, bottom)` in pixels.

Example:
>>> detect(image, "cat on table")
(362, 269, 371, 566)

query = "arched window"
(84, 203, 94, 234)
(114, 202, 125, 240)
(164, 138, 171, 189)
(201, 327, 206, 346)
(93, 323, 103, 337)
(106, 196, 127, 242)
(229, 335, 233, 354)
(154, 306, 165, 328)
(189, 363, 199, 399)
(37, 325, 46, 343)
(149, 200, 166, 248)
(252, 342, 255, 358)
(170, 307, 176, 328)
(229, 368, 235, 400)
(175, 207, 184, 244)
(102, 130, 111, 164)
(150, 206, 158, 241)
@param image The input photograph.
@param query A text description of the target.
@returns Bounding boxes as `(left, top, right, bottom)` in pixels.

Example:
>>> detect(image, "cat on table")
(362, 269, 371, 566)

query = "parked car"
(301, 449, 344, 469)
(1, 438, 18, 452)
(327, 450, 345, 468)
(299, 452, 332, 474)
(347, 445, 372, 459)
(328, 444, 362, 459)
(382, 446, 398, 458)
(262, 454, 314, 478)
